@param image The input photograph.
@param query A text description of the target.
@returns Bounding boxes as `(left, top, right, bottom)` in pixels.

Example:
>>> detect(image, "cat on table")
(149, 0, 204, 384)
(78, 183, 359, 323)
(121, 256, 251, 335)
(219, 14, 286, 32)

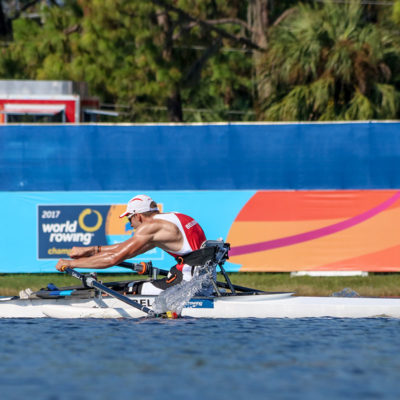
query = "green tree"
(393, 0, 400, 24)
(0, 1, 316, 122)
(1, 0, 259, 122)
(260, 0, 400, 121)
(0, 0, 45, 39)
(127, 0, 260, 121)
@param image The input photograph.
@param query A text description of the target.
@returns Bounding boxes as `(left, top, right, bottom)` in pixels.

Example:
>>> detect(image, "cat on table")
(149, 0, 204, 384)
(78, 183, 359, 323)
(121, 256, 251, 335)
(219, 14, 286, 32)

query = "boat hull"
(2, 293, 400, 319)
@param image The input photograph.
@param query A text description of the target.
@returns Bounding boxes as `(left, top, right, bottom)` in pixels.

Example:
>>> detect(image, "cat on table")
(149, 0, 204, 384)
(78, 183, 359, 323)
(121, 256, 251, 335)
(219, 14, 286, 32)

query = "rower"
(125, 239, 232, 297)
(55, 194, 215, 296)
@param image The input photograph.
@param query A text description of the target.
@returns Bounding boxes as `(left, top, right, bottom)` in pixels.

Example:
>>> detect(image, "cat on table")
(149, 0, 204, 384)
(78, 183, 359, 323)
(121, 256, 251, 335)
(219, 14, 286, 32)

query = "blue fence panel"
(1, 122, 400, 191)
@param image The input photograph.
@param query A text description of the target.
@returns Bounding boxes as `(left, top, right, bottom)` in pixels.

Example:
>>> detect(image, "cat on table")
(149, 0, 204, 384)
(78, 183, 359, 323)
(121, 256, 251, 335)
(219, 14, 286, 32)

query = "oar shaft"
(64, 268, 155, 316)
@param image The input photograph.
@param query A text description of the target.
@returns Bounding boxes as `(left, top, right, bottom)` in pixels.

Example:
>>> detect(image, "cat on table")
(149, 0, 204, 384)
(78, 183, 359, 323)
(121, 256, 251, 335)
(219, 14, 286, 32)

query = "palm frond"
(344, 90, 375, 120)
(259, 0, 400, 121)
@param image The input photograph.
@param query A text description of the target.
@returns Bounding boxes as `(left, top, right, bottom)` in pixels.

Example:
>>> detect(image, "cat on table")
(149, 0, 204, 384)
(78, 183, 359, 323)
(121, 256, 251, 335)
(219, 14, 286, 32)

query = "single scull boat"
(1, 240, 400, 319)
(2, 291, 400, 319)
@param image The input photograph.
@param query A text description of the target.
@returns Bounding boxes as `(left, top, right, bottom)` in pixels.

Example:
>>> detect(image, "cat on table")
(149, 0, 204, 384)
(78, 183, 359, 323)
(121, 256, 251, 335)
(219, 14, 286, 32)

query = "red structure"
(0, 80, 98, 123)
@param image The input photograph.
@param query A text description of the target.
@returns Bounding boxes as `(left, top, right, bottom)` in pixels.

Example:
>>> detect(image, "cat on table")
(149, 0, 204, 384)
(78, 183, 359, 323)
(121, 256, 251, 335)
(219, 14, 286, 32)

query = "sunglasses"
(126, 213, 136, 221)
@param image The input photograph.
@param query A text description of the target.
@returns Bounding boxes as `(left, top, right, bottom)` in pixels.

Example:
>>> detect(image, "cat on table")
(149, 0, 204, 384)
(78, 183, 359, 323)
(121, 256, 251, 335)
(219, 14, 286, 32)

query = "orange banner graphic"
(227, 191, 400, 272)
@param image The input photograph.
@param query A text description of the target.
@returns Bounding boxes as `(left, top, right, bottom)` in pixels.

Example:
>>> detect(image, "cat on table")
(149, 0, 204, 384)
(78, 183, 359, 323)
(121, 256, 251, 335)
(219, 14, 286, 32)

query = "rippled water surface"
(1, 318, 400, 400)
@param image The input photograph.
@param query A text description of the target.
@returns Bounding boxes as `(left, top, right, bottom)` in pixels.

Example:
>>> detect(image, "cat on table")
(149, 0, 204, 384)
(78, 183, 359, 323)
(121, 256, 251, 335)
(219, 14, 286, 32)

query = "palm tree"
(259, 0, 400, 121)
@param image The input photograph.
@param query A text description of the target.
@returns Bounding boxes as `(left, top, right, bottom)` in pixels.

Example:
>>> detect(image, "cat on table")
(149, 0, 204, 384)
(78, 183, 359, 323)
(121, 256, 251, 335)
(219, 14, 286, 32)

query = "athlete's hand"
(70, 246, 96, 259)
(55, 259, 74, 272)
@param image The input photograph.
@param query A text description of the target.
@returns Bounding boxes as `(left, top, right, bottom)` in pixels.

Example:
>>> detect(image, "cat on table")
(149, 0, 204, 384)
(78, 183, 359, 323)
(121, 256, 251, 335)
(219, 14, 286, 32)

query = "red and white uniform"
(154, 212, 206, 269)
(138, 213, 207, 295)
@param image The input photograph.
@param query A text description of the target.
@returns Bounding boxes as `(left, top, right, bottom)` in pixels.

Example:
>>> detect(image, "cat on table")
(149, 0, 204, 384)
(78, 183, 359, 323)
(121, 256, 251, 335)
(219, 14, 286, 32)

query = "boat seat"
(176, 240, 230, 268)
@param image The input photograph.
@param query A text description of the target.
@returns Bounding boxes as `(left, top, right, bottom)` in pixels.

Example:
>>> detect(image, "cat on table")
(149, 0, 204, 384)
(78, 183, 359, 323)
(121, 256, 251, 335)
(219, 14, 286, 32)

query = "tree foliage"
(0, 0, 399, 122)
(0, 0, 259, 122)
(260, 0, 400, 121)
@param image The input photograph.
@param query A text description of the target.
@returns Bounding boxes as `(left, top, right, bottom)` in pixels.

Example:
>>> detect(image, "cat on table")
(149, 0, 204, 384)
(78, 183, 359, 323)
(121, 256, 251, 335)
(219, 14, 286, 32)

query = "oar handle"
(62, 267, 156, 317)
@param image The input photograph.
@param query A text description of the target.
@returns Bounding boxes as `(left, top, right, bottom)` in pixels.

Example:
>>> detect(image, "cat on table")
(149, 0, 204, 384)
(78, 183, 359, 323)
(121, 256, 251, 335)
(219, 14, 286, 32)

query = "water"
(332, 287, 360, 297)
(1, 318, 400, 400)
(153, 268, 212, 314)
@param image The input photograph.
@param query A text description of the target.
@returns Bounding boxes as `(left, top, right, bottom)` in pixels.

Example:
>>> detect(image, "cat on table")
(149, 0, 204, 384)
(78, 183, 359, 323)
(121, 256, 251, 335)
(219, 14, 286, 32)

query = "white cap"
(119, 194, 159, 218)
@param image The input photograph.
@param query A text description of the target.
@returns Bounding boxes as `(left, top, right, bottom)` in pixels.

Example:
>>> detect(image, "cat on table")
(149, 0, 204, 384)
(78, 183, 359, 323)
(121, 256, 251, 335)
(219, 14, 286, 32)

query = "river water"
(1, 317, 400, 400)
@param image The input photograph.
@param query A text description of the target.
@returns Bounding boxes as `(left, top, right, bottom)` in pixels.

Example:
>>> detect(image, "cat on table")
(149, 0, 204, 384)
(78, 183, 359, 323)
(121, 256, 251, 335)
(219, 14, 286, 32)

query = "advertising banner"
(2, 189, 400, 273)
(37, 203, 165, 261)
(227, 190, 400, 272)
(2, 122, 400, 273)
(0, 191, 249, 273)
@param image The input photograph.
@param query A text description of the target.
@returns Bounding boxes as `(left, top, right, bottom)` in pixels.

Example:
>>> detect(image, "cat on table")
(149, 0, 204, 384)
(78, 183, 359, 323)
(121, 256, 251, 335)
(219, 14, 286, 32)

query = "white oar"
(60, 267, 156, 317)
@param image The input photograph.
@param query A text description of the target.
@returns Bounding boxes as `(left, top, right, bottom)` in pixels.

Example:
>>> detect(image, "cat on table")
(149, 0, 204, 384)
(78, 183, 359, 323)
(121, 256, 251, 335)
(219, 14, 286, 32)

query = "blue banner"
(0, 190, 252, 272)
(1, 122, 400, 191)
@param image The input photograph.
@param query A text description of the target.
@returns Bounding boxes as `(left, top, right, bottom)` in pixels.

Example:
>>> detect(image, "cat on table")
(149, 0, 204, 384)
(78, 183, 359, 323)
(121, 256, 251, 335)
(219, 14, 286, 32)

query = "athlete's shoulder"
(154, 212, 199, 226)
(172, 212, 196, 220)
(135, 217, 164, 234)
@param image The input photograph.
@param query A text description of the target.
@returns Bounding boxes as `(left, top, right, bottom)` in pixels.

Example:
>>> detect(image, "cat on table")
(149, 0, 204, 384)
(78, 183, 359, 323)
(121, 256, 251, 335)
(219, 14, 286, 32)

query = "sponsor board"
(37, 204, 164, 261)
(8, 189, 400, 273)
(38, 205, 108, 258)
(1, 191, 243, 272)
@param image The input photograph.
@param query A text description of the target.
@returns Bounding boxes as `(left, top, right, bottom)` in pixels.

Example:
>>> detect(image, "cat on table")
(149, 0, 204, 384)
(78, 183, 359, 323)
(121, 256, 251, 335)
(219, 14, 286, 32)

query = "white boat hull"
(2, 293, 400, 319)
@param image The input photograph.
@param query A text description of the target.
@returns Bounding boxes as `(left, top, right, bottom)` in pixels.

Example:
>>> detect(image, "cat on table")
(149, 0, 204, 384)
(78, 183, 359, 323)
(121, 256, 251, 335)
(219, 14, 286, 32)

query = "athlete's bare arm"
(69, 243, 126, 259)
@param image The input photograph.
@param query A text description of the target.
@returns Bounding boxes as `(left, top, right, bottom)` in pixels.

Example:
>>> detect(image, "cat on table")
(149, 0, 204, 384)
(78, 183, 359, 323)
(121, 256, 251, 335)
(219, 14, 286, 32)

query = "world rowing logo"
(38, 205, 109, 259)
(38, 203, 164, 260)
(78, 208, 103, 232)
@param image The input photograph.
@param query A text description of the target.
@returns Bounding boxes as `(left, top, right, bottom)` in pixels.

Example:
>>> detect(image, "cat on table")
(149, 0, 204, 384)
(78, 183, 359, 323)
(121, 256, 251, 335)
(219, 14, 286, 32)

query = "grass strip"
(229, 273, 400, 297)
(1, 272, 400, 297)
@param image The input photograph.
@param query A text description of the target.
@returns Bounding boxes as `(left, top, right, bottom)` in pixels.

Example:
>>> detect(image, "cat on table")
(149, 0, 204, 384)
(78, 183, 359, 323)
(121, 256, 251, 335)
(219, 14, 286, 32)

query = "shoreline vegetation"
(1, 273, 400, 298)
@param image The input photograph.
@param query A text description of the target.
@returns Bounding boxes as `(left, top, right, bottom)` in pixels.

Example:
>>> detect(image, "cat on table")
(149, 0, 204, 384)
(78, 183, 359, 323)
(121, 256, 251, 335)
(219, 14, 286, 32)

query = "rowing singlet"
(153, 213, 206, 265)
(135, 213, 209, 295)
